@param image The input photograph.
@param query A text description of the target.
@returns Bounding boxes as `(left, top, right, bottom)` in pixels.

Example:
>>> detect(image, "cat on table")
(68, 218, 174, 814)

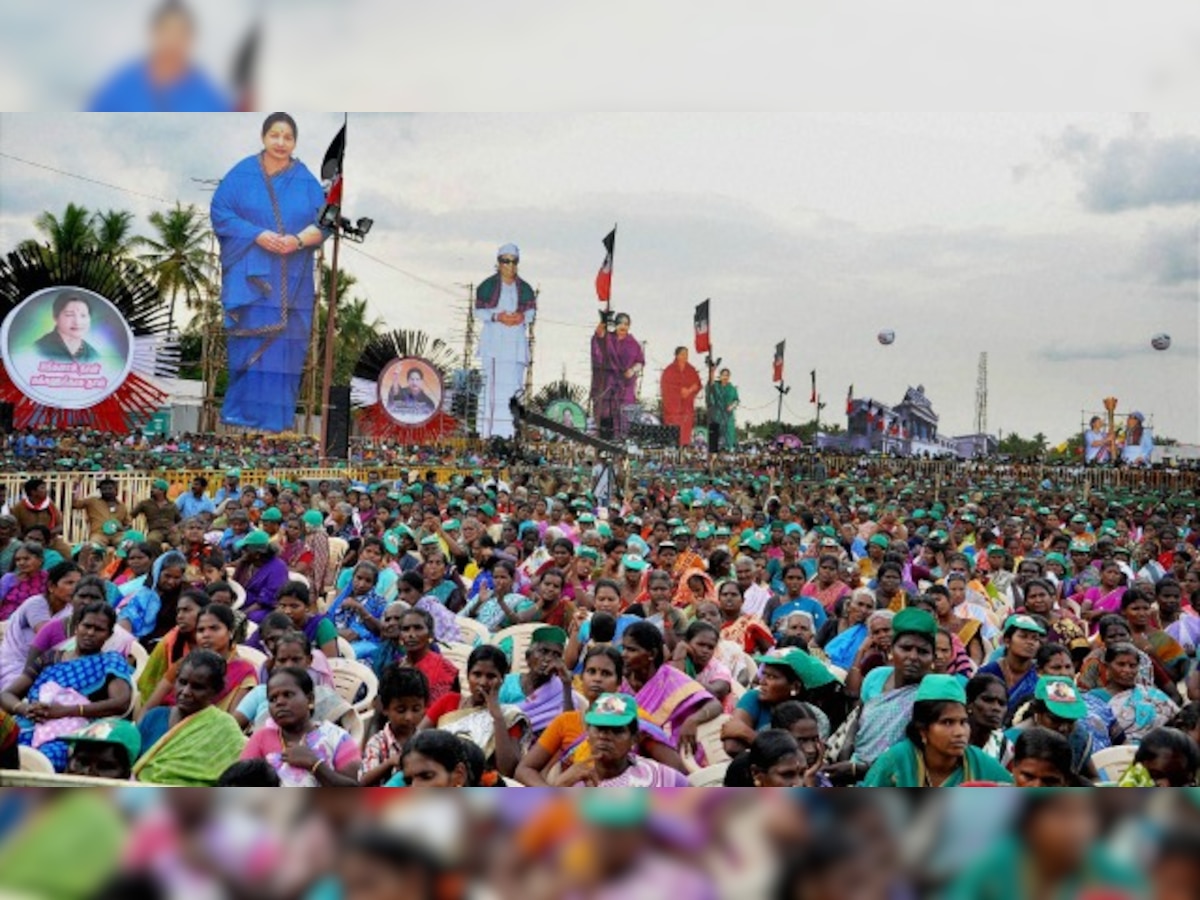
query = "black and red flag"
(321, 119, 347, 207)
(773, 341, 786, 383)
(846, 384, 854, 415)
(596, 227, 616, 304)
(695, 300, 711, 354)
(231, 22, 260, 112)
(810, 370, 817, 403)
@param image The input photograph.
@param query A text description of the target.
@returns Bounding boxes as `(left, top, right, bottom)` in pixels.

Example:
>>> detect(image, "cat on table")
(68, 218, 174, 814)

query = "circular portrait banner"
(0, 286, 134, 410)
(378, 357, 443, 427)
(544, 399, 588, 432)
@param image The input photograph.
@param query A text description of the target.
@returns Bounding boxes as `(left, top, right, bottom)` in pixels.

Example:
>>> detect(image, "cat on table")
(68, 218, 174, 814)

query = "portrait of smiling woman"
(34, 292, 100, 362)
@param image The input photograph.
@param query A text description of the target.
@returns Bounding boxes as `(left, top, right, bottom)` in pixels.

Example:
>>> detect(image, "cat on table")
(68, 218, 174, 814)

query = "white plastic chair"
(229, 580, 247, 610)
(125, 641, 149, 683)
(289, 573, 311, 591)
(680, 714, 732, 773)
(1091, 745, 1139, 783)
(335, 636, 357, 660)
(235, 644, 269, 672)
(454, 617, 491, 647)
(687, 763, 730, 787)
(439, 642, 475, 687)
(342, 708, 365, 750)
(328, 657, 379, 718)
(492, 623, 542, 674)
(18, 745, 55, 774)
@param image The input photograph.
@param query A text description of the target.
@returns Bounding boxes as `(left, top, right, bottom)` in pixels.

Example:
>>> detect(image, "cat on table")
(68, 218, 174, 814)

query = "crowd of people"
(1, 439, 1200, 789)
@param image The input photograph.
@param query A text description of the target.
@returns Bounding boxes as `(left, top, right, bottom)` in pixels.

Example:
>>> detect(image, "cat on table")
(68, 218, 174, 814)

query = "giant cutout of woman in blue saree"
(211, 112, 329, 433)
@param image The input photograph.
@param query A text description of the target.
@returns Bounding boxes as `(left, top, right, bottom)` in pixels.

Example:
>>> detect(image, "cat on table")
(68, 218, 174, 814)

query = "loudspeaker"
(325, 386, 351, 460)
(0, 403, 12, 434)
(629, 423, 680, 449)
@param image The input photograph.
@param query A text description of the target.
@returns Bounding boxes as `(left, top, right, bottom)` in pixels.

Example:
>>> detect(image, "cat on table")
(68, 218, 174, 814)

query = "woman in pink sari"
(1080, 561, 1127, 633)
(0, 543, 49, 623)
(620, 621, 721, 756)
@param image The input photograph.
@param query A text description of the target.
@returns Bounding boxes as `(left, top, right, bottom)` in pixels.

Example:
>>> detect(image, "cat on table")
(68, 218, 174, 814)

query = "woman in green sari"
(706, 366, 740, 452)
(861, 674, 1013, 786)
(132, 649, 246, 786)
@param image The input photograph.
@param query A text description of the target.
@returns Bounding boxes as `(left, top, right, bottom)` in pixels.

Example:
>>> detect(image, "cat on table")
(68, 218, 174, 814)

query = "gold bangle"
(78, 704, 85, 717)
(310, 760, 322, 776)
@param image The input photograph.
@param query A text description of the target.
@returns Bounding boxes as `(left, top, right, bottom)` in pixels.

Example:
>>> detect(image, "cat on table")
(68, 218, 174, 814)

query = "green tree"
(90, 208, 136, 258)
(27, 202, 95, 258)
(134, 202, 214, 333)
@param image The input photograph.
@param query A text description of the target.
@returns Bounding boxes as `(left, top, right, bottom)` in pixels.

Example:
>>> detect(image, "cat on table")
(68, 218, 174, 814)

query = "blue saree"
(211, 153, 327, 433)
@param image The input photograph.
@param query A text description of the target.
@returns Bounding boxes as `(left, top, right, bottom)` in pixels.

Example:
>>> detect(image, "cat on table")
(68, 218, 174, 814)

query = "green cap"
(302, 510, 324, 528)
(868, 534, 890, 549)
(697, 525, 714, 540)
(1045, 553, 1067, 568)
(1003, 614, 1047, 637)
(260, 508, 283, 523)
(62, 718, 141, 768)
(442, 519, 461, 532)
(115, 530, 145, 558)
(986, 545, 1005, 557)
(911, 509, 927, 519)
(672, 525, 691, 537)
(1069, 541, 1091, 554)
(753, 648, 838, 689)
(420, 535, 442, 547)
(152, 479, 170, 491)
(622, 554, 649, 572)
(893, 608, 938, 639)
(578, 788, 652, 828)
(597, 523, 613, 538)
(226, 468, 241, 478)
(578, 546, 601, 562)
(382, 533, 400, 555)
(1035, 676, 1086, 720)
(714, 526, 731, 538)
(479, 504, 496, 518)
(583, 692, 639, 727)
(1070, 514, 1088, 524)
(531, 626, 569, 647)
(916, 674, 967, 704)
(237, 530, 270, 550)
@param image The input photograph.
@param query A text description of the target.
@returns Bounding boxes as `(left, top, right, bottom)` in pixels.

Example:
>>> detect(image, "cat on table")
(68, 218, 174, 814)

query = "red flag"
(773, 341, 786, 383)
(694, 300, 711, 354)
(596, 227, 616, 303)
(846, 384, 854, 415)
(322, 121, 346, 207)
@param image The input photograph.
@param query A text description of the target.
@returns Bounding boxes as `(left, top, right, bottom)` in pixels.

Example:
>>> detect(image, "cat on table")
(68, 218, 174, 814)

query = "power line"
(0, 151, 178, 205)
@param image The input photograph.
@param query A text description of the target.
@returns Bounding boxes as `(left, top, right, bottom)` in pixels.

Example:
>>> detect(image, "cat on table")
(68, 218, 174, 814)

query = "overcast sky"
(1, 112, 1197, 443)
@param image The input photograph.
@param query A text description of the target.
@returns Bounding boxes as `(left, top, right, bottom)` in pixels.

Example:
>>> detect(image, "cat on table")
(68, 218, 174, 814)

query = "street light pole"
(318, 226, 342, 463)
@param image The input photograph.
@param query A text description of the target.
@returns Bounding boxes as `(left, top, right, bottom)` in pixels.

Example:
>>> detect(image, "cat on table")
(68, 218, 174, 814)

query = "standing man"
(706, 365, 740, 452)
(660, 347, 702, 448)
(591, 313, 645, 440)
(1120, 412, 1154, 467)
(71, 477, 132, 546)
(12, 478, 62, 538)
(475, 243, 537, 439)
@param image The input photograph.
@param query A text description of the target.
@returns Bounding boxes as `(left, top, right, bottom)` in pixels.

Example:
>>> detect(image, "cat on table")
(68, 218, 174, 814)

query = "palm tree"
(134, 202, 214, 334)
(28, 203, 95, 259)
(91, 209, 135, 259)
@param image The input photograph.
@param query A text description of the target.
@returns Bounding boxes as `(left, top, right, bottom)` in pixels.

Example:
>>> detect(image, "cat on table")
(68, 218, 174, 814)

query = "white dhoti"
(477, 281, 528, 439)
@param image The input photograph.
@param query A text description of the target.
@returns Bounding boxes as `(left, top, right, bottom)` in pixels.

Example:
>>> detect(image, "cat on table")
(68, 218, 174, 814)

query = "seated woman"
(0, 542, 49, 623)
(670, 620, 735, 712)
(111, 539, 155, 600)
(514, 644, 682, 786)
(1, 602, 133, 772)
(930, 583, 985, 667)
(326, 561, 387, 663)
(421, 551, 465, 614)
(1, 561, 84, 692)
(862, 674, 1013, 786)
(149, 604, 257, 717)
(558, 692, 689, 787)
(1005, 674, 1098, 781)
(965, 673, 1010, 761)
(270, 580, 338, 661)
(233, 631, 352, 733)
(462, 559, 521, 635)
(620, 621, 722, 758)
(1078, 561, 1128, 630)
(26, 576, 137, 664)
(134, 650, 247, 784)
(498, 626, 586, 736)
(564, 579, 641, 671)
(1116, 726, 1200, 787)
(817, 590, 874, 670)
(135, 589, 207, 708)
(332, 536, 399, 603)
(1120, 586, 1189, 684)
(1084, 642, 1179, 746)
(978, 614, 1047, 721)
(116, 551, 187, 646)
(723, 729, 812, 787)
(233, 531, 290, 624)
(239, 667, 361, 786)
(397, 607, 461, 705)
(1008, 727, 1079, 787)
(1077, 614, 1173, 695)
(419, 644, 530, 779)
(715, 580, 774, 655)
(803, 554, 852, 614)
(1018, 577, 1089, 662)
(721, 647, 842, 752)
(397, 729, 473, 788)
